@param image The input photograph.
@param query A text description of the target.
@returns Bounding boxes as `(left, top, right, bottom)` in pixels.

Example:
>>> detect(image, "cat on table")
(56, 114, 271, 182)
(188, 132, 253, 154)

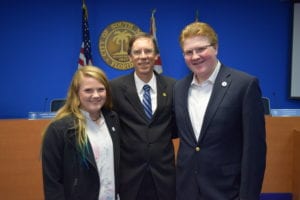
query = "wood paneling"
(0, 119, 50, 200)
(1, 117, 300, 199)
(293, 130, 300, 200)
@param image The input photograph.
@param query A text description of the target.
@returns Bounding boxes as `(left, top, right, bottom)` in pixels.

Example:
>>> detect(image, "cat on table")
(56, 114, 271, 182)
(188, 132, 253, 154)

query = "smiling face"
(129, 37, 159, 79)
(78, 76, 107, 119)
(182, 35, 218, 83)
(179, 22, 219, 83)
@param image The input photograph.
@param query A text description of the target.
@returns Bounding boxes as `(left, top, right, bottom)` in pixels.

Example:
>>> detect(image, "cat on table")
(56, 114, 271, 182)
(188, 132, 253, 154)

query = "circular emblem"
(99, 21, 142, 70)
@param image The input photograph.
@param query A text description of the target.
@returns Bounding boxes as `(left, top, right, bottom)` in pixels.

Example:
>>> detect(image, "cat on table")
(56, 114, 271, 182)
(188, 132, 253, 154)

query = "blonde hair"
(42, 66, 112, 157)
(179, 22, 218, 48)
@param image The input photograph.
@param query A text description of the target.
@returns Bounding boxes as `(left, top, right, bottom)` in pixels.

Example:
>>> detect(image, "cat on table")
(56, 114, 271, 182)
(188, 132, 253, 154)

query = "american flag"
(78, 2, 93, 68)
(150, 9, 163, 74)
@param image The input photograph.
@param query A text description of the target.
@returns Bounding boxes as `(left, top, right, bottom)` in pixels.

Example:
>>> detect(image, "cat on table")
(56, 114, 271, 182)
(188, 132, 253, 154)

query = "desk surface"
(0, 117, 300, 199)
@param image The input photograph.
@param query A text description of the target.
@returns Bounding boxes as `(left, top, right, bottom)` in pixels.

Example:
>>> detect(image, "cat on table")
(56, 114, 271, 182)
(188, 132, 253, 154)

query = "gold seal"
(99, 21, 142, 70)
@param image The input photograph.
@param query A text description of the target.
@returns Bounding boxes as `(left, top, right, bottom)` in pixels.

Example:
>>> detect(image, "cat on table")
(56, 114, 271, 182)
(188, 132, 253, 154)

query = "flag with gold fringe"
(78, 1, 93, 68)
(150, 9, 163, 74)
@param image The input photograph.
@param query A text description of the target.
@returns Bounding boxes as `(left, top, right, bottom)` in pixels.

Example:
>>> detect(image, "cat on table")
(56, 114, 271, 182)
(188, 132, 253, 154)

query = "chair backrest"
(50, 99, 66, 112)
(262, 97, 271, 115)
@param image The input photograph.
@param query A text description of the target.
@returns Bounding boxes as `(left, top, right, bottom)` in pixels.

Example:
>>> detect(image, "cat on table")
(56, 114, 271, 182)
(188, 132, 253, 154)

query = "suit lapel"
(181, 74, 199, 144)
(199, 65, 231, 142)
(85, 141, 97, 169)
(102, 110, 119, 169)
(154, 74, 168, 120)
(121, 74, 149, 121)
(66, 122, 97, 170)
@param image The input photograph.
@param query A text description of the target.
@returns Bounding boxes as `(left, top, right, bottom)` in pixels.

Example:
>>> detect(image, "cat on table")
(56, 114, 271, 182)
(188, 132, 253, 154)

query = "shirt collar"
(191, 60, 221, 86)
(134, 72, 156, 93)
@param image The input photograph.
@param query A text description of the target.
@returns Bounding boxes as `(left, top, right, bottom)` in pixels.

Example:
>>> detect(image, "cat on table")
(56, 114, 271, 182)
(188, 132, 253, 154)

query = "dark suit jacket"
(174, 65, 266, 200)
(110, 72, 177, 200)
(42, 109, 120, 200)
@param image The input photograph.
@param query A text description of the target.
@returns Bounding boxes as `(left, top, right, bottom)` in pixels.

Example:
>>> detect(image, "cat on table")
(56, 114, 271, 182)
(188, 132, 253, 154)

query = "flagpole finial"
(151, 9, 156, 17)
(82, 0, 87, 11)
(195, 10, 199, 22)
(82, 0, 88, 18)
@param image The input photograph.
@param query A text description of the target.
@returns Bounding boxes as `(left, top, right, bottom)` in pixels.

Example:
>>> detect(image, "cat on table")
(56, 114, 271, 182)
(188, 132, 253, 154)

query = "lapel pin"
(112, 127, 115, 131)
(162, 92, 167, 97)
(221, 81, 227, 87)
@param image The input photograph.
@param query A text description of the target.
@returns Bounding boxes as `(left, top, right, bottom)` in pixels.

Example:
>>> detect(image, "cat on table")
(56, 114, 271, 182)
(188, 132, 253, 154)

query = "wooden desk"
(0, 117, 300, 199)
(0, 119, 50, 200)
(293, 130, 300, 200)
(262, 116, 300, 194)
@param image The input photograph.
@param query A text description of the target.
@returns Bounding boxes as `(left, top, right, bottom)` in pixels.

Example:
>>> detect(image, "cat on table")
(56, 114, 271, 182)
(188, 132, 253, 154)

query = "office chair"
(261, 97, 271, 115)
(50, 99, 66, 112)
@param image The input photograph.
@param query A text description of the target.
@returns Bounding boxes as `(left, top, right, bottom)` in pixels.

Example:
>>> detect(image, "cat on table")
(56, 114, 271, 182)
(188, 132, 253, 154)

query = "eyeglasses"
(131, 48, 155, 57)
(183, 44, 213, 57)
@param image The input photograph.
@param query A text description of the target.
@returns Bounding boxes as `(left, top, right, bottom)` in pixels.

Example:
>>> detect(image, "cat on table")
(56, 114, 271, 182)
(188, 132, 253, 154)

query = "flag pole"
(195, 10, 199, 22)
(78, 0, 93, 68)
(149, 9, 163, 74)
(151, 9, 156, 18)
(82, 0, 88, 18)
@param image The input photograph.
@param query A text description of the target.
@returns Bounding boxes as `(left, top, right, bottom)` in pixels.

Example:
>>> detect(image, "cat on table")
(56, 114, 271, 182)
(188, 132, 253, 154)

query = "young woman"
(41, 66, 120, 200)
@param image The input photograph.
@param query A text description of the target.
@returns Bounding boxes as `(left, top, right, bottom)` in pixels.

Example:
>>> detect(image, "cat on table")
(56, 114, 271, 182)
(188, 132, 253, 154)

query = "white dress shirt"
(188, 61, 221, 141)
(134, 72, 157, 114)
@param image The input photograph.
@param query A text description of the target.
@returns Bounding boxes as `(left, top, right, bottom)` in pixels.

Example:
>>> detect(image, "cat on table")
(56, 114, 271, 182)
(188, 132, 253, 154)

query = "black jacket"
(110, 72, 177, 200)
(42, 109, 120, 200)
(174, 65, 266, 200)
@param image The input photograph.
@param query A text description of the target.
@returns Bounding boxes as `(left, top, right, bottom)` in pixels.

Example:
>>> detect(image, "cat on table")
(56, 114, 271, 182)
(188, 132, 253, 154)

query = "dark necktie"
(142, 84, 152, 120)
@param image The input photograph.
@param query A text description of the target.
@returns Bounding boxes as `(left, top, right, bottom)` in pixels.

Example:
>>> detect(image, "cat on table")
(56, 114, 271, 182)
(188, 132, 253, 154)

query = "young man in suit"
(110, 32, 177, 200)
(174, 21, 266, 200)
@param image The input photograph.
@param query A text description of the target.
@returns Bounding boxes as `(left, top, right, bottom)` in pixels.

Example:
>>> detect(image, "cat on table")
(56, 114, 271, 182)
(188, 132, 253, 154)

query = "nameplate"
(28, 112, 56, 120)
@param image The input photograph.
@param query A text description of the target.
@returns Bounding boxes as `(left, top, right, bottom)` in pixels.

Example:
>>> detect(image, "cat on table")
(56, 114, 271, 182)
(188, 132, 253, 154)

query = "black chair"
(261, 97, 271, 115)
(50, 99, 66, 112)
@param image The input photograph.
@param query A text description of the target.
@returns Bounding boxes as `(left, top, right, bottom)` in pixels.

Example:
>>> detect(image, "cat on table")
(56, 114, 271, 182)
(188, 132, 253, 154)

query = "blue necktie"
(142, 84, 152, 120)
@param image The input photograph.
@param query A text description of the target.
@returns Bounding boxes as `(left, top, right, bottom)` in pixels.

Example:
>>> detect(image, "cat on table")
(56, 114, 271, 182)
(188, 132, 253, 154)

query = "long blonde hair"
(42, 66, 112, 157)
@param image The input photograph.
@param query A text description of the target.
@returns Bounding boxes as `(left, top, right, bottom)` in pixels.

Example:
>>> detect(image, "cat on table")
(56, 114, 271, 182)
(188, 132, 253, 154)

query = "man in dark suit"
(110, 32, 176, 200)
(174, 22, 266, 200)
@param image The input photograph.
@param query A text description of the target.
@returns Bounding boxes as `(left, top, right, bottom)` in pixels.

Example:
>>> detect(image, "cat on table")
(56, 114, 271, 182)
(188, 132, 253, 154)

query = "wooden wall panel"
(293, 130, 300, 200)
(0, 119, 50, 200)
(262, 116, 296, 192)
(1, 117, 300, 199)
